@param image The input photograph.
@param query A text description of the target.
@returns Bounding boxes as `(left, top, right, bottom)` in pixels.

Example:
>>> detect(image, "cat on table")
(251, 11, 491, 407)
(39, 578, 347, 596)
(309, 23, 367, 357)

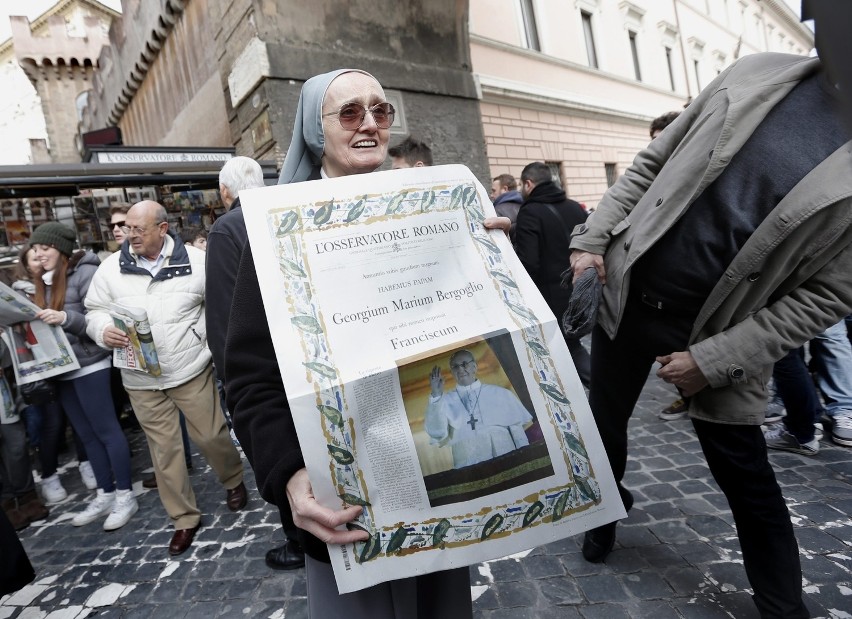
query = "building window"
(665, 46, 676, 91)
(545, 161, 563, 188)
(605, 163, 618, 187)
(693, 59, 702, 91)
(628, 31, 642, 81)
(519, 0, 541, 51)
(581, 11, 598, 68)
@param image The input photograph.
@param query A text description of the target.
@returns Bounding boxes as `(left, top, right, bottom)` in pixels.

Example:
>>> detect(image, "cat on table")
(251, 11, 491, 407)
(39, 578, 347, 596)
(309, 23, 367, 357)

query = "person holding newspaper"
(85, 201, 247, 557)
(29, 222, 138, 531)
(223, 69, 515, 618)
(12, 245, 81, 504)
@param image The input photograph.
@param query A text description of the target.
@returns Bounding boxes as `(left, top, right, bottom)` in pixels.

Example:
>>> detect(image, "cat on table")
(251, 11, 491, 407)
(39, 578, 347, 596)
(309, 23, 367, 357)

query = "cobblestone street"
(3, 372, 852, 618)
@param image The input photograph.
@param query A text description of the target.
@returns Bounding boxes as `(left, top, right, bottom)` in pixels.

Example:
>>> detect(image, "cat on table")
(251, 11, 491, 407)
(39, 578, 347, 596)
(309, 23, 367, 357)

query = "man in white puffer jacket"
(85, 201, 246, 557)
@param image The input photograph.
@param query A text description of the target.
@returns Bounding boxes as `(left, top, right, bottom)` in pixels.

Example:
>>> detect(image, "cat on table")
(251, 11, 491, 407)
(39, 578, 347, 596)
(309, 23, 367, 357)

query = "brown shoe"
(142, 475, 158, 489)
(17, 490, 49, 523)
(225, 482, 248, 511)
(168, 524, 200, 556)
(2, 498, 29, 531)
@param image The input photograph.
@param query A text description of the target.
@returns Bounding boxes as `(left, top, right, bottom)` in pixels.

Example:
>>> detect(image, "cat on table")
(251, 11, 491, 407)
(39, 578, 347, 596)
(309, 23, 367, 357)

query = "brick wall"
(481, 102, 649, 210)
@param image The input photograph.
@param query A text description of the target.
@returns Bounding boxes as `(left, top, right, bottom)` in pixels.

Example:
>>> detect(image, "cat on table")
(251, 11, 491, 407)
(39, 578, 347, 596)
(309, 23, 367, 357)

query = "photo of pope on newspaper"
(400, 331, 554, 507)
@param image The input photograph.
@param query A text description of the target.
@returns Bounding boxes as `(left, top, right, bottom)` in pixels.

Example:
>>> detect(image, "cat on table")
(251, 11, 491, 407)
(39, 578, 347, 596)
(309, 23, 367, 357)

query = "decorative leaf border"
(265, 182, 602, 564)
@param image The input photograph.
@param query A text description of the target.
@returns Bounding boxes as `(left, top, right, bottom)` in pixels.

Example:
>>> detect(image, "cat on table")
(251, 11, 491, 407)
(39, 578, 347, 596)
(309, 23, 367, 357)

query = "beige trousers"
(128, 363, 243, 529)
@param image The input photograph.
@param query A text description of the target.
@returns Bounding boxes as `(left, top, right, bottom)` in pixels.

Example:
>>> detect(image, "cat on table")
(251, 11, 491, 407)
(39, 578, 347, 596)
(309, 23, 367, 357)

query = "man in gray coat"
(570, 49, 852, 618)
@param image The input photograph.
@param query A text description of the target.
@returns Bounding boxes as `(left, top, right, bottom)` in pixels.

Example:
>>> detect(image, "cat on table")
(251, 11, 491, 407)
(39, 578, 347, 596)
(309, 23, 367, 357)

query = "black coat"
(222, 168, 326, 560)
(0, 509, 34, 596)
(514, 182, 588, 320)
(224, 242, 323, 558)
(205, 197, 247, 380)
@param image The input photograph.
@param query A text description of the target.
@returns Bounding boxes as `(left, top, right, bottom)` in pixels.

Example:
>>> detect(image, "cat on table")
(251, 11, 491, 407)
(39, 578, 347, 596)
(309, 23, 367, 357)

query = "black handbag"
(19, 379, 57, 406)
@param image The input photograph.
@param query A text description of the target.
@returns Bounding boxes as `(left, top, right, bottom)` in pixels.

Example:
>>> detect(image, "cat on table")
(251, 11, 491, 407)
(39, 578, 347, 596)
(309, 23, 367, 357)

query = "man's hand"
(656, 351, 709, 397)
(102, 326, 131, 349)
(570, 250, 606, 285)
(36, 309, 66, 326)
(429, 365, 444, 398)
(286, 468, 370, 545)
(484, 216, 512, 237)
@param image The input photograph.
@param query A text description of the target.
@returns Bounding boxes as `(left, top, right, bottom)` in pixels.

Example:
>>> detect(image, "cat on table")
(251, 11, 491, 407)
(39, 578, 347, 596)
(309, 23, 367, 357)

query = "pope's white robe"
(425, 380, 533, 468)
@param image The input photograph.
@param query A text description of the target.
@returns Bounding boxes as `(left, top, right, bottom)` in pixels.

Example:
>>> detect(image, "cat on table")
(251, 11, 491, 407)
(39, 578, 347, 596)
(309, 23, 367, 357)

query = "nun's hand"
(286, 468, 370, 545)
(484, 216, 512, 236)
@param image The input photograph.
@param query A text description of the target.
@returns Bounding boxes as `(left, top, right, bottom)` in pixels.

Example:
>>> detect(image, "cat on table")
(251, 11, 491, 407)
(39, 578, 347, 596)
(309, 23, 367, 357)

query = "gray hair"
(219, 157, 265, 196)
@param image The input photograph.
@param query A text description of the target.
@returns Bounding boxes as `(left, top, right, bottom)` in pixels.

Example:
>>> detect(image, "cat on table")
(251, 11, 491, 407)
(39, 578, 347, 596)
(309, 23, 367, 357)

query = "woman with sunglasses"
(29, 222, 138, 531)
(109, 204, 130, 248)
(224, 69, 505, 618)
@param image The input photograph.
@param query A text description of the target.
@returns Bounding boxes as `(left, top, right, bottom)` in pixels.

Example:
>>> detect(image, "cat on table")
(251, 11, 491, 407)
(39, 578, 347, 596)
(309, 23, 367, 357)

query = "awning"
(0, 160, 279, 199)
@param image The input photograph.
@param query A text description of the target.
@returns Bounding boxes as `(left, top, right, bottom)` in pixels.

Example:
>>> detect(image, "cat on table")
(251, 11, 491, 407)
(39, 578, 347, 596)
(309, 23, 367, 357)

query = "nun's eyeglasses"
(323, 102, 395, 130)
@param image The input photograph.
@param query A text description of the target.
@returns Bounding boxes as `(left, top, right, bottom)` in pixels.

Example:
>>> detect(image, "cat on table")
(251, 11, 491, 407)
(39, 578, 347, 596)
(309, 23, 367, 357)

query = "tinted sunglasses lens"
(371, 103, 394, 129)
(112, 221, 126, 228)
(338, 104, 365, 130)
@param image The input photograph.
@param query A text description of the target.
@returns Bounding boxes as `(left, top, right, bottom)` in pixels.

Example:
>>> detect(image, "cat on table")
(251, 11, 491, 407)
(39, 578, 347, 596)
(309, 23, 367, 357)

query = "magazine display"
(241, 165, 624, 593)
(110, 303, 161, 376)
(0, 282, 80, 385)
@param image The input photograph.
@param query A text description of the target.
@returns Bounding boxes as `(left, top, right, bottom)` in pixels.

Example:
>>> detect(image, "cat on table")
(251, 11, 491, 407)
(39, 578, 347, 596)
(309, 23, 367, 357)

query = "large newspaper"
(0, 282, 80, 385)
(242, 165, 624, 593)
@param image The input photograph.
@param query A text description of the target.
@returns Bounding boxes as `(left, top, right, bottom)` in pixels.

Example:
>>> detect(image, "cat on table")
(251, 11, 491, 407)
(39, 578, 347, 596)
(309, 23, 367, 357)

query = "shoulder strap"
(542, 202, 572, 247)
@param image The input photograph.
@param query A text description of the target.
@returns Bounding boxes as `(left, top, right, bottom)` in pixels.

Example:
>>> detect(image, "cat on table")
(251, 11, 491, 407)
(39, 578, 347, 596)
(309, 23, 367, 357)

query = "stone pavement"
(3, 372, 852, 618)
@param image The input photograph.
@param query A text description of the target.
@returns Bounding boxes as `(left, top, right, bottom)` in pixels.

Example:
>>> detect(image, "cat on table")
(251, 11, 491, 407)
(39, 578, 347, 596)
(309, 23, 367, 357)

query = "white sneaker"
(763, 424, 819, 456)
(103, 489, 138, 531)
(79, 461, 97, 490)
(71, 490, 115, 527)
(41, 473, 68, 504)
(832, 414, 852, 447)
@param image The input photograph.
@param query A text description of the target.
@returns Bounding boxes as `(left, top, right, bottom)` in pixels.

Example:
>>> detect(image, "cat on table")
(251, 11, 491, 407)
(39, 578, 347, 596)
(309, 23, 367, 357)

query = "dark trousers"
(35, 400, 77, 478)
(0, 421, 35, 500)
(590, 298, 808, 618)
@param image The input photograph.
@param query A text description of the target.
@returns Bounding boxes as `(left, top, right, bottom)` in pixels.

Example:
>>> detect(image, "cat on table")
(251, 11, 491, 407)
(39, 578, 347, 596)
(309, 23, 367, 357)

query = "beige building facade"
(80, 0, 490, 181)
(470, 0, 812, 209)
(2, 0, 118, 164)
(3, 0, 813, 203)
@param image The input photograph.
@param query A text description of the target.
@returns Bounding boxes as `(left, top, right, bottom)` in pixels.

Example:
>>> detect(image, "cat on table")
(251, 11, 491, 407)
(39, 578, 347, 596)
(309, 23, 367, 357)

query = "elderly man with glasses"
(425, 349, 533, 469)
(84, 200, 247, 557)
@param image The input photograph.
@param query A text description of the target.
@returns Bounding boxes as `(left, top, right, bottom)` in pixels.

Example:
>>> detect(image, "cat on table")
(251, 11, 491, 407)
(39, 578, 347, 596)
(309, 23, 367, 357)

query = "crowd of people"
(2, 26, 852, 619)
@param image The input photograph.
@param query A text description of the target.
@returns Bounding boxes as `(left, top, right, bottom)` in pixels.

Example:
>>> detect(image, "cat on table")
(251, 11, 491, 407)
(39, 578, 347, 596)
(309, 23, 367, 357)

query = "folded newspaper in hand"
(0, 281, 80, 385)
(110, 303, 161, 376)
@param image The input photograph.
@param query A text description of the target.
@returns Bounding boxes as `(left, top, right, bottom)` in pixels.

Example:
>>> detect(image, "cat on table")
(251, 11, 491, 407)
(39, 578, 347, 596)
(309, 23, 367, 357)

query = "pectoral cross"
(467, 414, 479, 430)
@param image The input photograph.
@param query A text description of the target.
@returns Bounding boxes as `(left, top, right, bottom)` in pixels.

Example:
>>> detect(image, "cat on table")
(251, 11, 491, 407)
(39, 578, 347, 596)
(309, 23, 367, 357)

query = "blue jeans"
(773, 348, 823, 443)
(58, 369, 132, 492)
(810, 319, 852, 418)
(21, 405, 42, 449)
